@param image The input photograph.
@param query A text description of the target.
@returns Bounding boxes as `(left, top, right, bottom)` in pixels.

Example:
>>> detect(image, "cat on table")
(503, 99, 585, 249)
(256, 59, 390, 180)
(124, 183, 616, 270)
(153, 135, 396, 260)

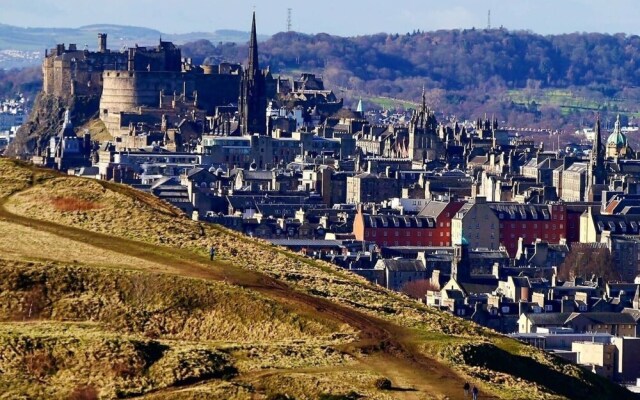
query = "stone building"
(42, 34, 127, 98)
(606, 115, 633, 159)
(451, 197, 500, 250)
(407, 89, 444, 163)
(346, 172, 399, 204)
(239, 13, 275, 135)
(99, 42, 241, 136)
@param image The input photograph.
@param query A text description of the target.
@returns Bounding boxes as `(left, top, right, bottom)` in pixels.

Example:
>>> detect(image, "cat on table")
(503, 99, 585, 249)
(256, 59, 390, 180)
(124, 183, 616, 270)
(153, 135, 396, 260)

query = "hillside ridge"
(0, 159, 634, 399)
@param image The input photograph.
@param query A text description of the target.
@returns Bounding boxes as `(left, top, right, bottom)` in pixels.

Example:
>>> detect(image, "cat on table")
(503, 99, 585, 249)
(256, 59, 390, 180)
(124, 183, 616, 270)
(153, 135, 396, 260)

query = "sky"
(1, 0, 639, 36)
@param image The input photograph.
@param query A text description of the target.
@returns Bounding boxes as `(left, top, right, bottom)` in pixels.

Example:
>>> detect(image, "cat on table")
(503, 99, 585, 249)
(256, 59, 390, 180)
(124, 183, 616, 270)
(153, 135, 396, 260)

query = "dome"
(607, 115, 627, 147)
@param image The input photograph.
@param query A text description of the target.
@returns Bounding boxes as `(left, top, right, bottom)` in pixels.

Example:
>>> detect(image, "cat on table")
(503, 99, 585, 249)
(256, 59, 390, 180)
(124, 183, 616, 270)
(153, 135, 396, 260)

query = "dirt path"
(0, 196, 479, 400)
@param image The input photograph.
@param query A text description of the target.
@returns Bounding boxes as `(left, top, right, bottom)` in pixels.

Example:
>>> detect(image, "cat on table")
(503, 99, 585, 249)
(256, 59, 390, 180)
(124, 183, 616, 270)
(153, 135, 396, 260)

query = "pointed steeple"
(587, 114, 607, 195)
(592, 115, 603, 167)
(248, 12, 259, 77)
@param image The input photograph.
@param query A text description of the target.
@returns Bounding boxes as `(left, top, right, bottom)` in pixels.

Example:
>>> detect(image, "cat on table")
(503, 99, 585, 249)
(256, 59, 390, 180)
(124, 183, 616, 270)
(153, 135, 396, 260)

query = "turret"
(98, 33, 107, 53)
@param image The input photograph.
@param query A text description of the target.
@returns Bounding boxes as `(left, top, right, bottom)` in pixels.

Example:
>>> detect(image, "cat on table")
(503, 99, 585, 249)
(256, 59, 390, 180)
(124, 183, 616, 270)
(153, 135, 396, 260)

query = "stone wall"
(100, 70, 240, 136)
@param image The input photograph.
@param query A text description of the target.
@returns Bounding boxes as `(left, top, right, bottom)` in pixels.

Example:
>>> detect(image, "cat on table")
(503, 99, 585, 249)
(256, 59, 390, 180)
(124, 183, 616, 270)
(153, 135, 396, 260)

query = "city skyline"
(1, 0, 639, 37)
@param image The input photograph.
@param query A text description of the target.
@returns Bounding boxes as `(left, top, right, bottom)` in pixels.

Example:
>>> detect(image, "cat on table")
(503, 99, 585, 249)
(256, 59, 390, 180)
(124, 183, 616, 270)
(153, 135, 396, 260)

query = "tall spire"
(248, 12, 259, 76)
(592, 114, 602, 166)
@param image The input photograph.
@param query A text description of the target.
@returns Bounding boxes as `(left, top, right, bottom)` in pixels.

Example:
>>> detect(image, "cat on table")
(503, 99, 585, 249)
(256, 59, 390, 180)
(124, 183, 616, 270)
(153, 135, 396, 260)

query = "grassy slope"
(0, 159, 634, 400)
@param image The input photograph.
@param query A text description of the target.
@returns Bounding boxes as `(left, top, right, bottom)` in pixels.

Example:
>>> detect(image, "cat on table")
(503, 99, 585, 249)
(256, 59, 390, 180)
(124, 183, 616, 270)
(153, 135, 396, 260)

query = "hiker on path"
(209, 245, 216, 261)
(463, 382, 470, 397)
(472, 385, 479, 400)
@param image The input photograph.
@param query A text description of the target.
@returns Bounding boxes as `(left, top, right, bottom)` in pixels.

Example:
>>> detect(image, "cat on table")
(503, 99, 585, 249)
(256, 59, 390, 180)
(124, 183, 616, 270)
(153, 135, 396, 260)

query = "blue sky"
(1, 0, 639, 36)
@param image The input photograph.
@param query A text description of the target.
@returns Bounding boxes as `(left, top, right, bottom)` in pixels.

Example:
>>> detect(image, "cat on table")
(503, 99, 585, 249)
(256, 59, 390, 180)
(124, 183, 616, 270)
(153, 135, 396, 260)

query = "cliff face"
(6, 93, 99, 158)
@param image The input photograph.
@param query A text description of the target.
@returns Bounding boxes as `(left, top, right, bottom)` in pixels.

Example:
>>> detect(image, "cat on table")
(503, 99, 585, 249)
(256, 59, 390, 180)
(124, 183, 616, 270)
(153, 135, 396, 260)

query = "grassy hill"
(0, 158, 634, 399)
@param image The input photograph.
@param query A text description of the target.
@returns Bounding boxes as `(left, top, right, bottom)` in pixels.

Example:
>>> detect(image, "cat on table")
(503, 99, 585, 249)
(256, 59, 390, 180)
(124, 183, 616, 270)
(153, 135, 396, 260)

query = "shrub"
(319, 392, 361, 400)
(69, 385, 99, 400)
(24, 350, 57, 380)
(266, 394, 295, 400)
(374, 377, 392, 390)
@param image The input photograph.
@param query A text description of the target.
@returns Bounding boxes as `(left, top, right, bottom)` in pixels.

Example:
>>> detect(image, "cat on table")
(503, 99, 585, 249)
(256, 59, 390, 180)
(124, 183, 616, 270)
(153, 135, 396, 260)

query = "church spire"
(248, 12, 259, 77)
(592, 115, 603, 167)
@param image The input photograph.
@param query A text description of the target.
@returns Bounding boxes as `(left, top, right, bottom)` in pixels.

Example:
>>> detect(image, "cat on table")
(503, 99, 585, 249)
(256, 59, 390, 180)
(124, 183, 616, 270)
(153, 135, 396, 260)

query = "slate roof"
(363, 214, 436, 229)
(525, 312, 572, 325)
(591, 213, 640, 234)
(489, 204, 553, 221)
(376, 259, 426, 272)
(566, 312, 637, 325)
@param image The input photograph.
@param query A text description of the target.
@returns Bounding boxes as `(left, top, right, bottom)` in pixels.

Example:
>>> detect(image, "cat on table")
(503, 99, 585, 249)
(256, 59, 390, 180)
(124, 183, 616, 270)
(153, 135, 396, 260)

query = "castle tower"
(239, 12, 267, 135)
(98, 33, 107, 53)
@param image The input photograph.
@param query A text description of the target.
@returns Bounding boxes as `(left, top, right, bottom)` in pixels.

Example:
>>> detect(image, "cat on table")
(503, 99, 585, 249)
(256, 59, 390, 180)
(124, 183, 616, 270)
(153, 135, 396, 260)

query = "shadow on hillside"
(462, 344, 635, 400)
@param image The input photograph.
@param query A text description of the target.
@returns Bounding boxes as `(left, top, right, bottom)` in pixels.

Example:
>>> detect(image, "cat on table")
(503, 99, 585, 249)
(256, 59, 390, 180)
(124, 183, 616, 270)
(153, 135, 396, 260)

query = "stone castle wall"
(42, 42, 127, 98)
(100, 70, 240, 136)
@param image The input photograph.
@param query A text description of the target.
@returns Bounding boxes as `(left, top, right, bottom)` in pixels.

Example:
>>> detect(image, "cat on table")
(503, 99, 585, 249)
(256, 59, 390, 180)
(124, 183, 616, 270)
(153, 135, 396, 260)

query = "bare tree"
(401, 279, 439, 300)
(558, 246, 619, 282)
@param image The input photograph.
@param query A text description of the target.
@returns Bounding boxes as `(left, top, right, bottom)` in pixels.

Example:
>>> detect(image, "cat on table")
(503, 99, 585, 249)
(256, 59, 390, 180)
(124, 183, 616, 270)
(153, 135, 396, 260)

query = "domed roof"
(607, 115, 628, 147)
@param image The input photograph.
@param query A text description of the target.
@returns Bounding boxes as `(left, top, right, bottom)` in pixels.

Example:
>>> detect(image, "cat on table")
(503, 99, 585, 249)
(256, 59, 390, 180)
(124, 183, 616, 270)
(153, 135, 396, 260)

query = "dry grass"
(0, 260, 352, 344)
(78, 118, 112, 142)
(50, 196, 102, 212)
(0, 322, 235, 399)
(0, 159, 634, 400)
(0, 220, 172, 273)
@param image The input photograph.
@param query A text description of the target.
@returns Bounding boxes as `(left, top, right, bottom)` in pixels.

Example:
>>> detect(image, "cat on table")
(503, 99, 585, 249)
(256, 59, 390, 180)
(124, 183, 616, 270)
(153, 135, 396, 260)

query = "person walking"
(472, 385, 479, 400)
(209, 245, 216, 261)
(463, 382, 470, 397)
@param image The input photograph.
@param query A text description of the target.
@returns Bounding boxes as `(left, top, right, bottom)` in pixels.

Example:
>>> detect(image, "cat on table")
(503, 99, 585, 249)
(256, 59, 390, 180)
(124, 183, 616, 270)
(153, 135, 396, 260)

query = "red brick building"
(353, 211, 438, 247)
(418, 200, 466, 246)
(489, 203, 567, 256)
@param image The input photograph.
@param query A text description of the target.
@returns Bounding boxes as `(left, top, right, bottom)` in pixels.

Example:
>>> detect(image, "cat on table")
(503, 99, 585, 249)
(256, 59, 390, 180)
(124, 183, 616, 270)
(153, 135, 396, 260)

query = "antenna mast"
(287, 8, 292, 32)
(487, 10, 491, 29)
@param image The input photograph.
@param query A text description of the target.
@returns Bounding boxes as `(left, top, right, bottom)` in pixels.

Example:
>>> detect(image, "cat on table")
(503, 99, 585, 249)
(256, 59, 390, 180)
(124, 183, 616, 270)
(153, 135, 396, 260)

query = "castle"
(42, 34, 127, 98)
(42, 32, 243, 138)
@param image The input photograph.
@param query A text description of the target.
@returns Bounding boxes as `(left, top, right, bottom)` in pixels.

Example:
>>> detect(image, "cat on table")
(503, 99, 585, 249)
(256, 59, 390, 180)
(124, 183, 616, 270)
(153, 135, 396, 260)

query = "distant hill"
(181, 29, 640, 134)
(0, 23, 269, 69)
(6, 26, 640, 135)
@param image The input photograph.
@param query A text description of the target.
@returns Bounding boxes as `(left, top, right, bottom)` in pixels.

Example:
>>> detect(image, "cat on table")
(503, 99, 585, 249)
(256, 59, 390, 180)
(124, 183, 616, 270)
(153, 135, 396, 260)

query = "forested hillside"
(185, 29, 640, 96)
(183, 29, 640, 133)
